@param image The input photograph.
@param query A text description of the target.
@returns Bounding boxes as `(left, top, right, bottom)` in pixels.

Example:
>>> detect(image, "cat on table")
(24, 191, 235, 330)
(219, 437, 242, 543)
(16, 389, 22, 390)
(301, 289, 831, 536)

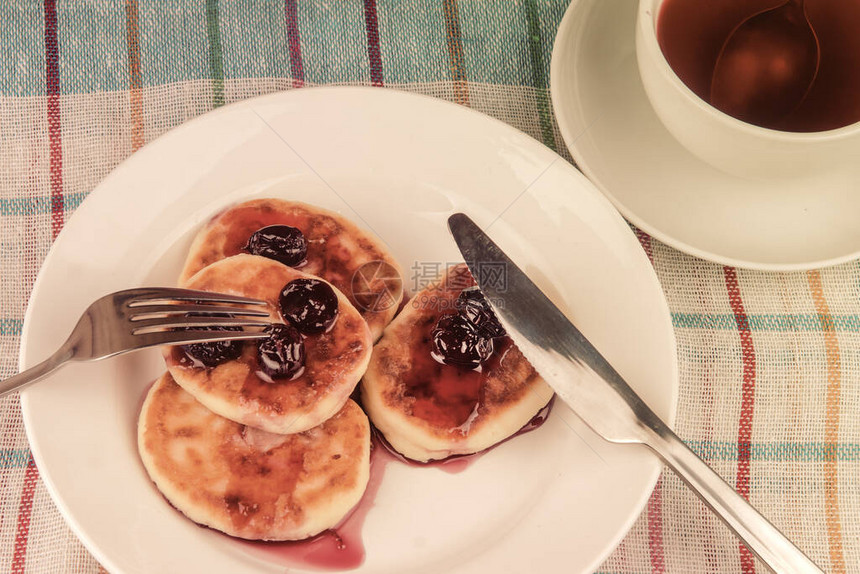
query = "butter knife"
(448, 213, 823, 574)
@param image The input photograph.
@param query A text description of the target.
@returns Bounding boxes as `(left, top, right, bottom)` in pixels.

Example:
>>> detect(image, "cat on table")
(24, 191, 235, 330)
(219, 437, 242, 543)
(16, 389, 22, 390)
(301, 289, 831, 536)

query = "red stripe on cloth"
(647, 476, 666, 573)
(11, 455, 40, 574)
(44, 0, 64, 239)
(724, 266, 757, 574)
(285, 0, 304, 88)
(363, 0, 384, 86)
(635, 228, 654, 265)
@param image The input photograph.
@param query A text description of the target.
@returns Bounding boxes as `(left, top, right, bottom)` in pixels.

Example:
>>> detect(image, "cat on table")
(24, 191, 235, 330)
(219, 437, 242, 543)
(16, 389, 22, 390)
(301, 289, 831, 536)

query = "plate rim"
(549, 0, 860, 272)
(19, 85, 678, 574)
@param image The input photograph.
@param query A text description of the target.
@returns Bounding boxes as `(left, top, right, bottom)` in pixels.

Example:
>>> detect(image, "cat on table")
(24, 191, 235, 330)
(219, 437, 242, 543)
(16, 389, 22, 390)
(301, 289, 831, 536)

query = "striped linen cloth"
(0, 1, 857, 573)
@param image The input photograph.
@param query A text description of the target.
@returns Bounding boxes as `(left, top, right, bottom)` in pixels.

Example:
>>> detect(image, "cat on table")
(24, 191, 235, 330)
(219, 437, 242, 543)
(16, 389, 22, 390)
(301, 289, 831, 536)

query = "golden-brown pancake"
(180, 198, 402, 340)
(361, 264, 554, 462)
(164, 254, 372, 434)
(138, 373, 370, 541)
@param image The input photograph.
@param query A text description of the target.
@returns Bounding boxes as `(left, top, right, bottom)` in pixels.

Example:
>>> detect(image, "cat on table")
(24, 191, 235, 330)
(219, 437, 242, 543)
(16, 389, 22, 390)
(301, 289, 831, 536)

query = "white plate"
(20, 87, 677, 574)
(551, 0, 860, 271)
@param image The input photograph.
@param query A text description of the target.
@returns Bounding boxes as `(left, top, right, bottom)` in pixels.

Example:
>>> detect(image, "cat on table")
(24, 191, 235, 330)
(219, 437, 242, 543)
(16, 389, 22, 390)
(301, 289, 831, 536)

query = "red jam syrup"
(399, 269, 517, 433)
(404, 315, 512, 432)
(657, 0, 860, 131)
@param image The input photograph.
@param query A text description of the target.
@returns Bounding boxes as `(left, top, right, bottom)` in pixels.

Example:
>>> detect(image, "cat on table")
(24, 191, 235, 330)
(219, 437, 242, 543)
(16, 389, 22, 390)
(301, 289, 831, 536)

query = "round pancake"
(164, 254, 372, 435)
(180, 198, 403, 340)
(138, 373, 370, 541)
(361, 264, 554, 462)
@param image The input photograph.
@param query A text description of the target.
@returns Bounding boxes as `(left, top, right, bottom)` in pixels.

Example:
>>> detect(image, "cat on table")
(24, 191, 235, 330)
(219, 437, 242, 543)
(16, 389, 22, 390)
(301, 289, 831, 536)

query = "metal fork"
(2, 287, 272, 397)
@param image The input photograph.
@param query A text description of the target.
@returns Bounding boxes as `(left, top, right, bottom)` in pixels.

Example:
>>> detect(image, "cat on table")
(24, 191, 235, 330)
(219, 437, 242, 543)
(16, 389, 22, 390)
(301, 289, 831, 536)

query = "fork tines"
(124, 287, 268, 307)
(120, 288, 272, 336)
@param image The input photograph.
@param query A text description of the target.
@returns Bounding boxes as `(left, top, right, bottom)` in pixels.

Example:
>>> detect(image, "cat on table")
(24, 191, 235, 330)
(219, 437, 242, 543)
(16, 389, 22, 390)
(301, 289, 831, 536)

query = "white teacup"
(635, 0, 860, 180)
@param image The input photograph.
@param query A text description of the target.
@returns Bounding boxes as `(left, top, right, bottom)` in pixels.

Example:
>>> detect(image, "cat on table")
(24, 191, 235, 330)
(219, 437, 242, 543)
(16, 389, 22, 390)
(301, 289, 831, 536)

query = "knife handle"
(642, 422, 824, 574)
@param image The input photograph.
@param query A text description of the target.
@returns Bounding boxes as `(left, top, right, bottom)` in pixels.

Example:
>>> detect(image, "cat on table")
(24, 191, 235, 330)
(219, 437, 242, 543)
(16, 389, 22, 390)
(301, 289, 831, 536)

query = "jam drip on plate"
(372, 397, 554, 474)
(232, 403, 554, 571)
(233, 436, 386, 571)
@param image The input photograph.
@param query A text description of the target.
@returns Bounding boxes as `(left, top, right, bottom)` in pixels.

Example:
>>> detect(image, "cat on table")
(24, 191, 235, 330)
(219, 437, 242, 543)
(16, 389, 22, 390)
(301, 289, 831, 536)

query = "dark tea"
(657, 0, 860, 132)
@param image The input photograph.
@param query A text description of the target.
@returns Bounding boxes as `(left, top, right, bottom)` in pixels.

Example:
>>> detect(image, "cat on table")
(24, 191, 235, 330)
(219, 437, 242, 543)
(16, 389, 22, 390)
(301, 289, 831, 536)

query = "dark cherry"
(431, 313, 494, 370)
(456, 287, 505, 338)
(245, 225, 308, 267)
(279, 278, 339, 335)
(257, 323, 306, 380)
(182, 326, 244, 368)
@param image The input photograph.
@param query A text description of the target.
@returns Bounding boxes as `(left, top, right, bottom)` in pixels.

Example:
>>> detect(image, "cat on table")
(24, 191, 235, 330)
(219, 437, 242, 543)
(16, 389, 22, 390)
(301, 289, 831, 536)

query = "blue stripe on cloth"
(0, 319, 23, 337)
(672, 312, 860, 332)
(0, 3, 46, 96)
(57, 0, 129, 93)
(0, 1, 572, 96)
(219, 0, 290, 81)
(0, 449, 31, 469)
(686, 440, 860, 462)
(0, 193, 87, 216)
(530, 0, 568, 89)
(375, 1, 448, 84)
(138, 1, 209, 87)
(456, 2, 533, 86)
(297, 2, 369, 84)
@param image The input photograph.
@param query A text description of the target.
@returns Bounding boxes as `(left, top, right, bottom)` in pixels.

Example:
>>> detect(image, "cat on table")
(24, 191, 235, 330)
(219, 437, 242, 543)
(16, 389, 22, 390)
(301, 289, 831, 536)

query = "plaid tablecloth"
(1, 1, 858, 573)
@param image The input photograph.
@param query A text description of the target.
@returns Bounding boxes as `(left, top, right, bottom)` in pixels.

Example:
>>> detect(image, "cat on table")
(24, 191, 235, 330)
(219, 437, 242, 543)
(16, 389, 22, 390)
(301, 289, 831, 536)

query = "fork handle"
(642, 422, 824, 574)
(0, 345, 74, 398)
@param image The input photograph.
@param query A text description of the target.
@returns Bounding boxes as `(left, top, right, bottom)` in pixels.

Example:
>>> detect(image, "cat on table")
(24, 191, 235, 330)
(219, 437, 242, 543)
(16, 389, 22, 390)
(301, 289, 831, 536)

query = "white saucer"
(550, 0, 860, 271)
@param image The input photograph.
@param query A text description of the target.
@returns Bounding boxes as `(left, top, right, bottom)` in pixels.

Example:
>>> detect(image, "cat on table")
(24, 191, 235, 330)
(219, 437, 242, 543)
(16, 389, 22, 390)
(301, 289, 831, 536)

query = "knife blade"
(447, 212, 823, 574)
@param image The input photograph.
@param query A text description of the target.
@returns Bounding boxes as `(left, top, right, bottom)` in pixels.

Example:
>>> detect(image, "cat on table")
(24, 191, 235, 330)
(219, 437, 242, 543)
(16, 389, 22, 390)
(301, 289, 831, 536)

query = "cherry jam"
(181, 326, 244, 368)
(279, 278, 339, 335)
(257, 324, 305, 380)
(430, 313, 494, 369)
(245, 224, 308, 267)
(430, 286, 505, 370)
(456, 287, 505, 338)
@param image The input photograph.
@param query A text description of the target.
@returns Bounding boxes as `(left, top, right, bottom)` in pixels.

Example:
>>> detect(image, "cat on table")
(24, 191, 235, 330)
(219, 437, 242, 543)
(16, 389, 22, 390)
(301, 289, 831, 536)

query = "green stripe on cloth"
(218, 0, 290, 80)
(375, 2, 448, 84)
(205, 0, 225, 107)
(0, 193, 87, 216)
(0, 4, 46, 96)
(296, 2, 368, 85)
(523, 0, 556, 150)
(456, 2, 532, 86)
(687, 440, 860, 462)
(0, 1, 572, 96)
(672, 312, 860, 332)
(0, 450, 31, 469)
(137, 1, 208, 87)
(1, 319, 23, 337)
(56, 1, 128, 93)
